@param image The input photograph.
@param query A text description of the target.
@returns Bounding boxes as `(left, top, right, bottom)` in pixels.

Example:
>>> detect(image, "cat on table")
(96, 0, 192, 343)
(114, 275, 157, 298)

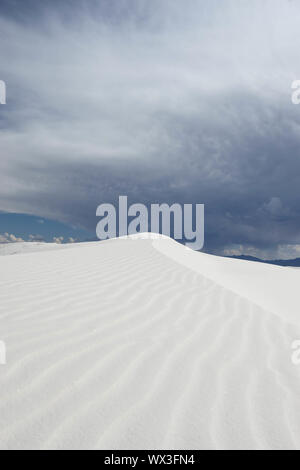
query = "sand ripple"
(1, 237, 300, 449)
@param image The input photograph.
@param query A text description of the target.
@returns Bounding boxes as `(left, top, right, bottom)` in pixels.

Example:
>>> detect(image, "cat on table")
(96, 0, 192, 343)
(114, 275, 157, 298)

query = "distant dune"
(1, 235, 300, 450)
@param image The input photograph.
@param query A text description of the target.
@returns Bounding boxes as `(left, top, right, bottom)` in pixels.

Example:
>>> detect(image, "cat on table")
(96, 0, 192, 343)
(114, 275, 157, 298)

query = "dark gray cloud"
(1, 0, 300, 258)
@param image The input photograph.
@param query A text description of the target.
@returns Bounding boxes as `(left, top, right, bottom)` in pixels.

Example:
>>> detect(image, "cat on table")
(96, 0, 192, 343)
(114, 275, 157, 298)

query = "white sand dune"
(0, 241, 72, 257)
(1, 235, 300, 450)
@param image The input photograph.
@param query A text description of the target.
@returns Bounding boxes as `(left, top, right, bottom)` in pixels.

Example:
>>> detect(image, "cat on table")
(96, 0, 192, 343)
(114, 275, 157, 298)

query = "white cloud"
(28, 234, 45, 242)
(53, 236, 64, 244)
(0, 233, 24, 243)
(258, 197, 292, 218)
(223, 243, 300, 261)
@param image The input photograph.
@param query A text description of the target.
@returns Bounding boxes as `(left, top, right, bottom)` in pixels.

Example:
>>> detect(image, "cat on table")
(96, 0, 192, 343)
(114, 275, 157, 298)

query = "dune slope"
(0, 236, 300, 450)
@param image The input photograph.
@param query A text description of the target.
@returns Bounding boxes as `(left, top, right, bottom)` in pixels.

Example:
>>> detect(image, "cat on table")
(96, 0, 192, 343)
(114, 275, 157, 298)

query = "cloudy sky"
(1, 0, 300, 258)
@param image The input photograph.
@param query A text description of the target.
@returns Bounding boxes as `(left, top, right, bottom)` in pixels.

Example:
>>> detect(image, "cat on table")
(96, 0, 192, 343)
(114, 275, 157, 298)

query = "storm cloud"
(1, 0, 300, 258)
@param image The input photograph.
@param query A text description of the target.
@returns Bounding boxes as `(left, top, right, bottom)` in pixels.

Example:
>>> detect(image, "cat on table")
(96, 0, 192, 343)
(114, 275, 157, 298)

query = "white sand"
(0, 241, 72, 257)
(1, 235, 300, 450)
